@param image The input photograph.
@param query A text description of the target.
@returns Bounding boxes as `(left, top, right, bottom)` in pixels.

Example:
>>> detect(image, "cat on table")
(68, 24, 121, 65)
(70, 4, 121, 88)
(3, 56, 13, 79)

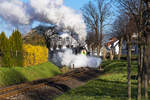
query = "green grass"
(55, 60, 150, 100)
(0, 62, 61, 87)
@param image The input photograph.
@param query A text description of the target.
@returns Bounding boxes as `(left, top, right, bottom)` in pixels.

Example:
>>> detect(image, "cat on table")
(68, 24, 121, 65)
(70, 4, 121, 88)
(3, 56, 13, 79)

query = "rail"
(0, 68, 101, 99)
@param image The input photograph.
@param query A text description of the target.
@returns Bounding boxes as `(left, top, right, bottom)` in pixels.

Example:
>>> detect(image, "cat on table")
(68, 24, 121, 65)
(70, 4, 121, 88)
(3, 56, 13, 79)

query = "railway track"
(0, 83, 46, 100)
(0, 68, 101, 100)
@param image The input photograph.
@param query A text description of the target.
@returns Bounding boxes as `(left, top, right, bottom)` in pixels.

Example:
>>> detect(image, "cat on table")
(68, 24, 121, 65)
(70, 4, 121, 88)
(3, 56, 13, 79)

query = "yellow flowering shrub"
(23, 44, 48, 67)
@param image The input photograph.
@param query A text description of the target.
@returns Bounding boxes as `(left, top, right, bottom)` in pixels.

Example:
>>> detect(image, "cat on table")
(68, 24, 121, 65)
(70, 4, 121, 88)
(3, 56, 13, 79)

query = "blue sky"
(20, 0, 88, 10)
(0, 0, 89, 37)
(64, 0, 88, 11)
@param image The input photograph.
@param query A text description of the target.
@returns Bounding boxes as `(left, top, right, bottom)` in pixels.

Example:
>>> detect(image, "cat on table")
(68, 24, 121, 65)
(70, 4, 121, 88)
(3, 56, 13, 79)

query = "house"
(121, 33, 138, 55)
(105, 37, 119, 55)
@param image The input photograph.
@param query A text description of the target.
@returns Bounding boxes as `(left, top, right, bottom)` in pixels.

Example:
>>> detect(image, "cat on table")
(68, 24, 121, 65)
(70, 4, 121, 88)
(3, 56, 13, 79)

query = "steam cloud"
(52, 49, 102, 68)
(0, 0, 86, 40)
(0, 0, 102, 68)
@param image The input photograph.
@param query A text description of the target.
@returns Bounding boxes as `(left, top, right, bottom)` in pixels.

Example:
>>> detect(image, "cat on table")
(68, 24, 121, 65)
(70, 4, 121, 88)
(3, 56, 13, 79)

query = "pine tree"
(9, 30, 23, 67)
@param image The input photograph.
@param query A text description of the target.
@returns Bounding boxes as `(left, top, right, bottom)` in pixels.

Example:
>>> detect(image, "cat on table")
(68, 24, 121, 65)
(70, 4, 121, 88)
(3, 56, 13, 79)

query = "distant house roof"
(106, 37, 118, 48)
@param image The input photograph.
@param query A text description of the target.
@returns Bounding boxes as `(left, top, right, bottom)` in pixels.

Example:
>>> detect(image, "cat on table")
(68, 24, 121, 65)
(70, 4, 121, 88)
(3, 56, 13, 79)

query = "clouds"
(0, 0, 87, 40)
(0, 0, 30, 25)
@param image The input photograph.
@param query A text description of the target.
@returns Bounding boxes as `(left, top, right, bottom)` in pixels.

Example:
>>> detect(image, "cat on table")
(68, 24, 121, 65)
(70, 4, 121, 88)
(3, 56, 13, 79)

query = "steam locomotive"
(43, 26, 89, 59)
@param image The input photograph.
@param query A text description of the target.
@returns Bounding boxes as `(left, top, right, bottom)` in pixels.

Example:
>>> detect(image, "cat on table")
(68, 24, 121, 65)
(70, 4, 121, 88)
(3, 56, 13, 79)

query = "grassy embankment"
(55, 60, 150, 100)
(0, 62, 61, 87)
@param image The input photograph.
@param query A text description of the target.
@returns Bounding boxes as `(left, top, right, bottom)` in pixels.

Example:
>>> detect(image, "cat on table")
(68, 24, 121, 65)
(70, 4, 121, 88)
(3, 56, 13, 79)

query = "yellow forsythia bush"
(23, 44, 48, 67)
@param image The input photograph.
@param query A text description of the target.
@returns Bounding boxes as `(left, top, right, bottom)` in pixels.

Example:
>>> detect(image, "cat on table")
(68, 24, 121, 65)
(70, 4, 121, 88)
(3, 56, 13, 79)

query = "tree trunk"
(97, 44, 100, 56)
(147, 35, 150, 84)
(95, 26, 99, 56)
(92, 44, 95, 55)
(110, 49, 114, 60)
(118, 37, 123, 60)
(97, 22, 103, 56)
(127, 38, 132, 100)
(16, 50, 18, 57)
(138, 47, 142, 100)
(138, 1, 144, 99)
(103, 47, 107, 60)
(137, 43, 144, 100)
(144, 38, 148, 100)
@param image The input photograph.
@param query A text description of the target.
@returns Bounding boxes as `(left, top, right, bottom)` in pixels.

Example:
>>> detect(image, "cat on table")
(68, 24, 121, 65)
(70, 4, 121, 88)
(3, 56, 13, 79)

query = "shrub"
(23, 44, 48, 67)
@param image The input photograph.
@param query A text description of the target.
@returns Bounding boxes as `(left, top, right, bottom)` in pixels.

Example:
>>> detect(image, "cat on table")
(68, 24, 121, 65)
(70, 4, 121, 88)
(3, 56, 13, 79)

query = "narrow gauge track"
(0, 68, 101, 100)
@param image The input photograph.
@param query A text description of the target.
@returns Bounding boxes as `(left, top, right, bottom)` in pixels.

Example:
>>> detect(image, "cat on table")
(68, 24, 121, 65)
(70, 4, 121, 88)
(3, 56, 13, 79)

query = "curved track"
(0, 68, 103, 100)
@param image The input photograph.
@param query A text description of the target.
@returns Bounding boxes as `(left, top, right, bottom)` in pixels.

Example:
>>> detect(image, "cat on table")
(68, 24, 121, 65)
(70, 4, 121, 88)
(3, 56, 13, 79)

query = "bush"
(23, 44, 48, 67)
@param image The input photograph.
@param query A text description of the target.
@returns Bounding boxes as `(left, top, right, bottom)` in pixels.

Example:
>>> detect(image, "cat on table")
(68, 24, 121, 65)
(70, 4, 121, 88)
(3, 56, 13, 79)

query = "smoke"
(0, 0, 86, 40)
(51, 49, 102, 68)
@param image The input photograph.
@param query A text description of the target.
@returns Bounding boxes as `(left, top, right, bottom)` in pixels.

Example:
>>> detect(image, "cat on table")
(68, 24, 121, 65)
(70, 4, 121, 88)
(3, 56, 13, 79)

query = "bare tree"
(126, 16, 138, 100)
(116, 0, 141, 31)
(97, 0, 112, 56)
(81, 0, 111, 56)
(143, 0, 150, 100)
(143, 37, 149, 100)
(86, 31, 97, 53)
(127, 34, 132, 100)
(116, 0, 146, 100)
(111, 14, 128, 60)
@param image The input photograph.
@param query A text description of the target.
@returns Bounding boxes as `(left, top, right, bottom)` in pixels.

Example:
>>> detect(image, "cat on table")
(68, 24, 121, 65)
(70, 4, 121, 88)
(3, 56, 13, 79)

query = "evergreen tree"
(0, 32, 7, 52)
(0, 32, 11, 67)
(9, 30, 23, 67)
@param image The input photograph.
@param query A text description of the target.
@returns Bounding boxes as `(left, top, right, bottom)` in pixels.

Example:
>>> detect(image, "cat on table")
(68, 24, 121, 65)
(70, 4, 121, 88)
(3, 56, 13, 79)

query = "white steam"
(0, 0, 86, 40)
(52, 49, 102, 68)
